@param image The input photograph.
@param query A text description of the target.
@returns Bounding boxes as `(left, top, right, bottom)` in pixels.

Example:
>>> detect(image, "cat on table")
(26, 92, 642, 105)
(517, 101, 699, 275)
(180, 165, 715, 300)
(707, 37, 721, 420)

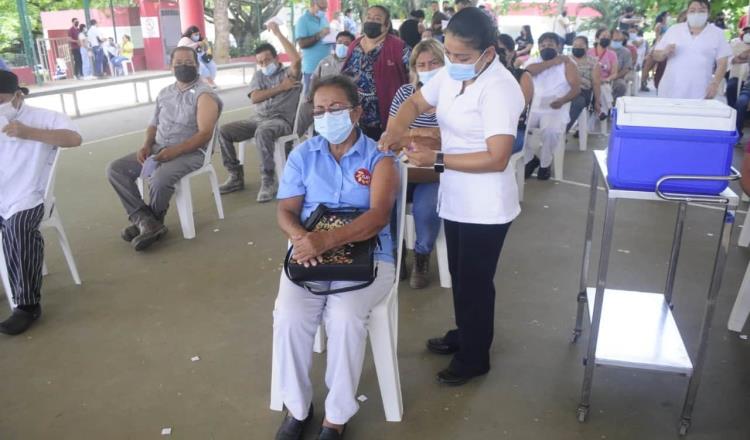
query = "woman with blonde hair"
(387, 38, 445, 288)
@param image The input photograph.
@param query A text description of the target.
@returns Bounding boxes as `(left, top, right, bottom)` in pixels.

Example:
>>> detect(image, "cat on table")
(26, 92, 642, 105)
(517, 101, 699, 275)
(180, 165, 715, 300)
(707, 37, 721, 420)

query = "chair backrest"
(393, 163, 408, 283)
(291, 90, 307, 137)
(43, 148, 62, 218)
(202, 125, 220, 168)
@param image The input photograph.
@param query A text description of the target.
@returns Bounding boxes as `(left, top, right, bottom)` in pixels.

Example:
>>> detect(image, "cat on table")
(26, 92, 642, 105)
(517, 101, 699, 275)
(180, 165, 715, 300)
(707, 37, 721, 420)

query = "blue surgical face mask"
(191, 34, 201, 42)
(335, 43, 348, 59)
(611, 41, 623, 49)
(445, 50, 487, 81)
(418, 68, 439, 84)
(262, 62, 278, 76)
(315, 110, 354, 145)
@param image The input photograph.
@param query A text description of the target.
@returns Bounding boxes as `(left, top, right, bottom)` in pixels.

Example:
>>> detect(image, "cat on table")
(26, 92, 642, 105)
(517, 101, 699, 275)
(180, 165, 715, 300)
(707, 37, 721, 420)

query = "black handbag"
(283, 205, 379, 295)
(201, 53, 213, 63)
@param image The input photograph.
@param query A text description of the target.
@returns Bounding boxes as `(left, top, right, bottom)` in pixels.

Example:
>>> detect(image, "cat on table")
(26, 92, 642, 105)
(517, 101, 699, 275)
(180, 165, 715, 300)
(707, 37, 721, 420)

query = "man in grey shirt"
(611, 29, 633, 101)
(106, 47, 222, 251)
(218, 22, 302, 202)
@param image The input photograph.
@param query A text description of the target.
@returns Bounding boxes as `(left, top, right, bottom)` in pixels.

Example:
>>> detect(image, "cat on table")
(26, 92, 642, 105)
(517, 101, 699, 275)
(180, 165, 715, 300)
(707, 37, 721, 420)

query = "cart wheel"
(577, 406, 588, 423)
(678, 419, 690, 436)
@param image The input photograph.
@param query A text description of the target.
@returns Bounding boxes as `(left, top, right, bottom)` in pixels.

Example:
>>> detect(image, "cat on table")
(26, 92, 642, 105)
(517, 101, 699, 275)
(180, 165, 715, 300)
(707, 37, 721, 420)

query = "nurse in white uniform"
(652, 0, 731, 99)
(381, 6, 525, 386)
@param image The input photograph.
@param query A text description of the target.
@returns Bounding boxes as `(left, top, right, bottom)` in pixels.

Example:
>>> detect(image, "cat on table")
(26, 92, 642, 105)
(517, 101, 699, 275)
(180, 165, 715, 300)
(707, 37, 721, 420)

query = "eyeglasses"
(312, 106, 352, 119)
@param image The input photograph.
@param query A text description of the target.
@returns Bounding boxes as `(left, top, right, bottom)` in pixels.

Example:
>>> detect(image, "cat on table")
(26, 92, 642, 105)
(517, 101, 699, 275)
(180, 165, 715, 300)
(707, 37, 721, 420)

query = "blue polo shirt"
(278, 131, 395, 263)
(295, 10, 332, 75)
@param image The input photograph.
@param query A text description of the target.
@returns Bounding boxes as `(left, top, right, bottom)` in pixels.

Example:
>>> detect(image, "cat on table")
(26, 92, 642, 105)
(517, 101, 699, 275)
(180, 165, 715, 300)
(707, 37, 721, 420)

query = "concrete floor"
(1, 88, 749, 440)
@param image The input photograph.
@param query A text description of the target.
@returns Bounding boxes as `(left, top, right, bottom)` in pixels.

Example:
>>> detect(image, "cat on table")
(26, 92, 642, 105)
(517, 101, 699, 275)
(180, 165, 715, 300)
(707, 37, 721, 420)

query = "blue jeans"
(92, 46, 105, 76)
(410, 182, 440, 255)
(736, 85, 750, 135)
(512, 126, 525, 154)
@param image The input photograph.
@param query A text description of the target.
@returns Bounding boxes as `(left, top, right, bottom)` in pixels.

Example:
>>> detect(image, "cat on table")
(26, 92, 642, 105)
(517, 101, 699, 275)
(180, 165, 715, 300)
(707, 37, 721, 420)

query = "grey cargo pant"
(106, 149, 205, 220)
(219, 118, 291, 176)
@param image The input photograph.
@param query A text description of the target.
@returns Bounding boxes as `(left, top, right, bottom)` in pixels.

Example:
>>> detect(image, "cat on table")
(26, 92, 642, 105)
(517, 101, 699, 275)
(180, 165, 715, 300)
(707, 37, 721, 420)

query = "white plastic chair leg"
(512, 151, 524, 202)
(741, 193, 749, 202)
(174, 178, 196, 239)
(738, 212, 750, 247)
(405, 214, 416, 250)
(48, 211, 82, 285)
(42, 261, 49, 276)
(368, 289, 403, 422)
(435, 222, 451, 289)
(552, 136, 565, 181)
(136, 178, 144, 198)
(0, 232, 15, 311)
(207, 166, 225, 219)
(313, 325, 326, 353)
(729, 261, 750, 332)
(238, 141, 247, 166)
(273, 139, 288, 180)
(578, 111, 589, 151)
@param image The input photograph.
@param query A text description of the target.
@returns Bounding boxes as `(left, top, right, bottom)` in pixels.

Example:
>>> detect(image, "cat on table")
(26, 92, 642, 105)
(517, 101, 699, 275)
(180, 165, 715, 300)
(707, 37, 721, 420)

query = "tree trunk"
(214, 0, 231, 64)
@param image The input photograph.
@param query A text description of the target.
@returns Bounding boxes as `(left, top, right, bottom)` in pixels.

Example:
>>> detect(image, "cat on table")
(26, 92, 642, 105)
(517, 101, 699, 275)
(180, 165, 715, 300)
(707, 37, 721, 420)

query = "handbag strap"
(283, 246, 380, 295)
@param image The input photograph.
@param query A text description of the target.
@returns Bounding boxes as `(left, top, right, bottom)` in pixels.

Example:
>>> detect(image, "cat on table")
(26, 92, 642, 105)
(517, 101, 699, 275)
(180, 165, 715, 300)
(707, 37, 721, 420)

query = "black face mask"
(571, 48, 586, 58)
(599, 38, 611, 48)
(540, 47, 558, 61)
(174, 64, 198, 83)
(363, 21, 384, 39)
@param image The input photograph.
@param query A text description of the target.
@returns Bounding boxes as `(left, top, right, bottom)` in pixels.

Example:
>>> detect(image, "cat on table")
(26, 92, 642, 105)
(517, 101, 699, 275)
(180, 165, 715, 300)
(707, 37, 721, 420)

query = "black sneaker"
(436, 367, 488, 386)
(524, 156, 540, 179)
(318, 425, 346, 440)
(426, 336, 459, 355)
(537, 167, 552, 181)
(0, 304, 42, 335)
(275, 404, 314, 440)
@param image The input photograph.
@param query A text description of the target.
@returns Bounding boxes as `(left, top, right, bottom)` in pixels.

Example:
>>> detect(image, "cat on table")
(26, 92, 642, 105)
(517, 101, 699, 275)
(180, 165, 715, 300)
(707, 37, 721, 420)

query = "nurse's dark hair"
(311, 75, 361, 107)
(170, 46, 199, 65)
(182, 25, 201, 38)
(496, 33, 515, 52)
(445, 7, 496, 51)
(687, 0, 710, 9)
(538, 32, 562, 46)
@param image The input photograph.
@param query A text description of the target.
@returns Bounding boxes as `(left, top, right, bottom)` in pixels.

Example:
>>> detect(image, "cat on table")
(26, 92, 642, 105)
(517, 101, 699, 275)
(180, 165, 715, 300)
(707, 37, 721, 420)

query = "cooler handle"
(655, 167, 741, 204)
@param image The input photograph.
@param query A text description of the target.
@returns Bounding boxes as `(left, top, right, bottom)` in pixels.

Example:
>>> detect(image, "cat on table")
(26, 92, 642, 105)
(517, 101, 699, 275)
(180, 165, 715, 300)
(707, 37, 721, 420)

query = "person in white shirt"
(0, 71, 82, 335)
(86, 19, 106, 77)
(381, 7, 524, 386)
(523, 32, 581, 180)
(726, 26, 750, 109)
(552, 9, 570, 40)
(652, 0, 731, 99)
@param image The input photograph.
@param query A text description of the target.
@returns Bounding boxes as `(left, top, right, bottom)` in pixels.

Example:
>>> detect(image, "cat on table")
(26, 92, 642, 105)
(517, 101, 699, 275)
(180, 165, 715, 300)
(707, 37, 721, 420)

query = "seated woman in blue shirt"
(272, 75, 398, 440)
(388, 38, 444, 289)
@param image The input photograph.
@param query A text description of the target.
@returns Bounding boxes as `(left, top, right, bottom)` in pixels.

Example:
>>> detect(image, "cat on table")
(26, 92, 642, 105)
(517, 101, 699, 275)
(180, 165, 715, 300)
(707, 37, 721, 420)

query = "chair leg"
(274, 140, 287, 181)
(313, 324, 326, 353)
(579, 112, 588, 151)
(238, 141, 246, 166)
(175, 178, 196, 239)
(368, 291, 403, 422)
(51, 215, 82, 285)
(207, 166, 225, 219)
(42, 261, 49, 276)
(553, 138, 565, 181)
(435, 221, 451, 289)
(738, 212, 750, 247)
(405, 214, 416, 251)
(0, 233, 15, 311)
(729, 261, 750, 332)
(136, 178, 144, 198)
(514, 153, 525, 202)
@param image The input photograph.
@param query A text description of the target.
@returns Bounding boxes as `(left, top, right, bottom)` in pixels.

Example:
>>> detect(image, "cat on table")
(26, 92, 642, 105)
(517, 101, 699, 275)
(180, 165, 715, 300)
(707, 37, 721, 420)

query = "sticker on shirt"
(354, 168, 372, 186)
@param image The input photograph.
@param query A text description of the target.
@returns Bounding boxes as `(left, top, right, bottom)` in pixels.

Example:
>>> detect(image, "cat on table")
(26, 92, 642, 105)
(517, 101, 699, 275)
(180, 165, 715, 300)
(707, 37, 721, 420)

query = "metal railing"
(25, 61, 257, 118)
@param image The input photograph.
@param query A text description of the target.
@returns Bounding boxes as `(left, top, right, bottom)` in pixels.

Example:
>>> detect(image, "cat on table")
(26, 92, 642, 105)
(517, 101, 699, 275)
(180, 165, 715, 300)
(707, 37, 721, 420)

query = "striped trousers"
(0, 204, 45, 306)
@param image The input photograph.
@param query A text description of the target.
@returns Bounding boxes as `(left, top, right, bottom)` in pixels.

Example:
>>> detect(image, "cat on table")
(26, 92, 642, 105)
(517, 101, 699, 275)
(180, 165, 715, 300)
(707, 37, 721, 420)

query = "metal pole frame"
(573, 159, 599, 343)
(17, 0, 39, 74)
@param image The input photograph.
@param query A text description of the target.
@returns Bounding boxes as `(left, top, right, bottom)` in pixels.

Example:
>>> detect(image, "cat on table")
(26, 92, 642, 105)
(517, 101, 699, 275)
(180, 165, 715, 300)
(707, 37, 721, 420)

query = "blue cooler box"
(606, 97, 738, 195)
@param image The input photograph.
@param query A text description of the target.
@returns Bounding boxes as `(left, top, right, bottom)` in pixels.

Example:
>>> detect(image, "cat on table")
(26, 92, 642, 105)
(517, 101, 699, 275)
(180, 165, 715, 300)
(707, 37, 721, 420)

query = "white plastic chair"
(121, 58, 134, 76)
(137, 127, 224, 240)
(0, 149, 81, 311)
(522, 125, 566, 180)
(404, 209, 451, 289)
(511, 151, 525, 202)
(270, 163, 408, 422)
(729, 261, 750, 333)
(238, 94, 307, 180)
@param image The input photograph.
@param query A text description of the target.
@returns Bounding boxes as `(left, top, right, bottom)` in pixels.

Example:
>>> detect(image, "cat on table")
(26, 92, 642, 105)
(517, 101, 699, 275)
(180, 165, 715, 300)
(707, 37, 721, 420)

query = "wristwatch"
(434, 152, 445, 173)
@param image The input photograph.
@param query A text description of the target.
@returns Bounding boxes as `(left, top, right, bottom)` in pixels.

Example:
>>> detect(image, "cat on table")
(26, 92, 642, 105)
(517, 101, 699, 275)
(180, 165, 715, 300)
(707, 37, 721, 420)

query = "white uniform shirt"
(87, 25, 103, 47)
(525, 56, 572, 120)
(420, 59, 525, 225)
(655, 23, 731, 99)
(0, 105, 78, 219)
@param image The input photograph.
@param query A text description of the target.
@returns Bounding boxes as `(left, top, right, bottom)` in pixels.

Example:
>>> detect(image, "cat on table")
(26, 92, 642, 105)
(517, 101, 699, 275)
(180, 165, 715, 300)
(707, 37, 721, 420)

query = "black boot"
(0, 304, 42, 335)
(524, 156, 540, 179)
(275, 404, 314, 440)
(537, 166, 551, 181)
(410, 252, 430, 289)
(219, 167, 244, 194)
(130, 209, 168, 251)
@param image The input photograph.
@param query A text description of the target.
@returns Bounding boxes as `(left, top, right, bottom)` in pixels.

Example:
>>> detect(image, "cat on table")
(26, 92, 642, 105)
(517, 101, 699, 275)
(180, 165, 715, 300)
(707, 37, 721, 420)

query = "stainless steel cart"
(572, 151, 740, 436)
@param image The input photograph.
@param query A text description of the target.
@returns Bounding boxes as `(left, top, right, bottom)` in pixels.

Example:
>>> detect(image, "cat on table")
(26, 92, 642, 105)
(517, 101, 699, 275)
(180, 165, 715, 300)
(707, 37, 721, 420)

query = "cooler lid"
(615, 97, 736, 132)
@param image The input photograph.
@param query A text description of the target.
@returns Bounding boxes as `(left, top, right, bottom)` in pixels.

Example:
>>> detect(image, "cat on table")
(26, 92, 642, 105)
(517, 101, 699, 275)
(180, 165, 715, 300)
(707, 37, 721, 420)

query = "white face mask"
(743, 34, 750, 44)
(0, 94, 19, 121)
(687, 12, 708, 29)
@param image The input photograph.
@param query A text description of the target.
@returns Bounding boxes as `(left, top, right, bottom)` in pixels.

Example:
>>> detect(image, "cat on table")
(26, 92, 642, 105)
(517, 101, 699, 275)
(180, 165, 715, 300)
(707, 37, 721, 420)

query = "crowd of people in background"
(5, 1, 750, 440)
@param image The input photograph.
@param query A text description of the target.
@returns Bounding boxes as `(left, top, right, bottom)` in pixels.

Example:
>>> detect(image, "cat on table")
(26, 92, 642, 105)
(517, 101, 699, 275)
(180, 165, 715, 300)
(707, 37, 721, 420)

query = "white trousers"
(272, 262, 395, 425)
(524, 110, 567, 168)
